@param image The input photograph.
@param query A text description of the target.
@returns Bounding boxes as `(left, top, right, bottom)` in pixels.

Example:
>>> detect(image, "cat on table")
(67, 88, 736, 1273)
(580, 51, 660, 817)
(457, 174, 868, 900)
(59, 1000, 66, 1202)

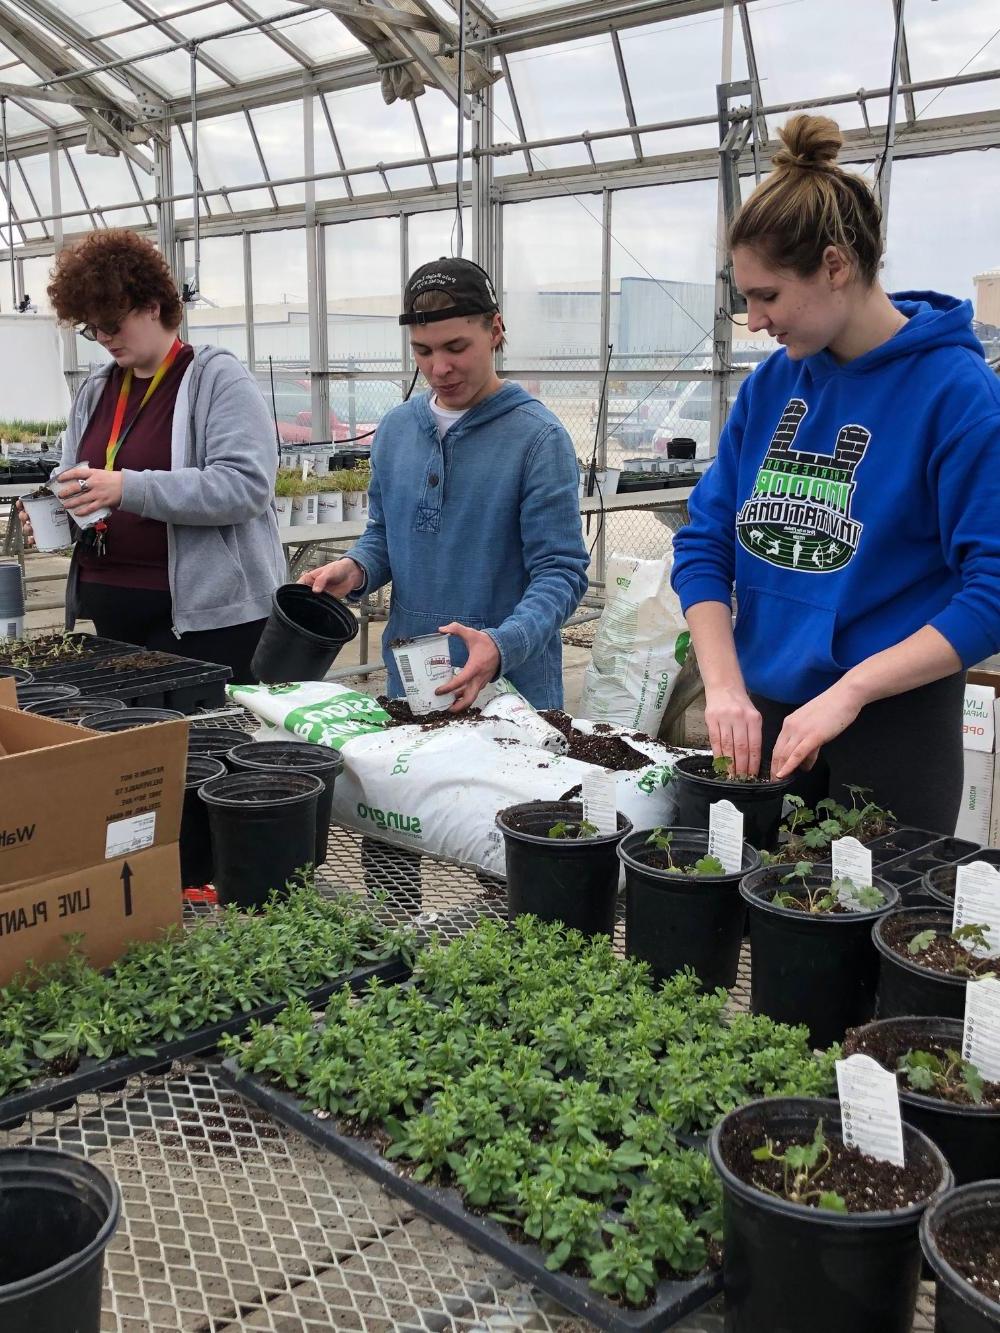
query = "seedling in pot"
(776, 788, 895, 863)
(751, 1119, 847, 1212)
(907, 922, 999, 977)
(771, 862, 886, 914)
(546, 819, 599, 840)
(710, 754, 761, 785)
(897, 1048, 985, 1105)
(645, 828, 725, 876)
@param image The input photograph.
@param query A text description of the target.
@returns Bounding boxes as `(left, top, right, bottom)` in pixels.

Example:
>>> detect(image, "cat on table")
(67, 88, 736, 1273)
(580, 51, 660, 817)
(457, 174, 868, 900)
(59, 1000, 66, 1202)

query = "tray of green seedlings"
(221, 916, 837, 1332)
(0, 878, 415, 1129)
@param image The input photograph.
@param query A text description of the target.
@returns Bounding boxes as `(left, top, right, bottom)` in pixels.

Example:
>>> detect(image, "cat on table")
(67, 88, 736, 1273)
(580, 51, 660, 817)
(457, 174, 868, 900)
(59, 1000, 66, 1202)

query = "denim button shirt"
(347, 382, 589, 708)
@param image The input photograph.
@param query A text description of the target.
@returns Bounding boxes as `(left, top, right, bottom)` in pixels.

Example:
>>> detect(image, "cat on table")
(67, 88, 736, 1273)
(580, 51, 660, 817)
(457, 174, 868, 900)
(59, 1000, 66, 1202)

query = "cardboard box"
(956, 671, 1000, 847)
(0, 676, 188, 887)
(0, 842, 181, 984)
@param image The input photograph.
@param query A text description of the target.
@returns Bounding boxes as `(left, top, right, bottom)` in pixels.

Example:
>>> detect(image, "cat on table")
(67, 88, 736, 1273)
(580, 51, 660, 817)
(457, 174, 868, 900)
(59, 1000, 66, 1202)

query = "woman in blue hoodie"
(671, 114, 1000, 831)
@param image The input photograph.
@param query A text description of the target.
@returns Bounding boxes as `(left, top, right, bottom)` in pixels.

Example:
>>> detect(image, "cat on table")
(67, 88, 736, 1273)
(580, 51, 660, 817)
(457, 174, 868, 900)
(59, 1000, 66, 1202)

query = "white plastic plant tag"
(963, 976, 1000, 1081)
(836, 1052, 905, 1167)
(708, 799, 743, 874)
(582, 769, 618, 835)
(831, 836, 873, 889)
(953, 863, 1000, 957)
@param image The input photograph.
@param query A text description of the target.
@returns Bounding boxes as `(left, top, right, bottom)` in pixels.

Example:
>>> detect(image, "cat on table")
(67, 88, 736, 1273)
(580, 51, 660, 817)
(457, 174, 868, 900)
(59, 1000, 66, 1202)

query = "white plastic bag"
(580, 548, 690, 735)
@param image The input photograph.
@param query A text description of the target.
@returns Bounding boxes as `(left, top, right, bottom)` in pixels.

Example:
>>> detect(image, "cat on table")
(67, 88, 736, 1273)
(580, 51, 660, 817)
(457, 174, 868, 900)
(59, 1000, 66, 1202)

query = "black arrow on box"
(121, 862, 133, 917)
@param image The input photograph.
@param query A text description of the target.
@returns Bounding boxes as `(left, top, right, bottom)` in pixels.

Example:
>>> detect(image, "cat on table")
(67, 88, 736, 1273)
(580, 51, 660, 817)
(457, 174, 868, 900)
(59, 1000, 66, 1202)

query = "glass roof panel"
(65, 146, 151, 226)
(387, 164, 435, 191)
(249, 100, 303, 186)
(504, 36, 627, 149)
(905, 0, 1000, 117)
(18, 153, 54, 221)
(270, 10, 365, 62)
(407, 207, 470, 270)
(309, 98, 349, 201)
(0, 101, 53, 136)
(199, 22, 305, 80)
(323, 83, 427, 169)
(416, 88, 461, 184)
(196, 110, 269, 189)
(489, 0, 588, 20)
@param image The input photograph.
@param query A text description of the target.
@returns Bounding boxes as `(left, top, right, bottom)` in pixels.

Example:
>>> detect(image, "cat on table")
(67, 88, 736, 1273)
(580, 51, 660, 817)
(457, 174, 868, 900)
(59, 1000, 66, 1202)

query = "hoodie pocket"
(735, 586, 840, 699)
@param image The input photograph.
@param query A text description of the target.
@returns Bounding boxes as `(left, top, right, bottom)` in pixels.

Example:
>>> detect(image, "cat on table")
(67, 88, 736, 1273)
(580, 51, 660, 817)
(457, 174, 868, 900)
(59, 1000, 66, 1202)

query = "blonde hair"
(410, 288, 507, 351)
(730, 115, 883, 285)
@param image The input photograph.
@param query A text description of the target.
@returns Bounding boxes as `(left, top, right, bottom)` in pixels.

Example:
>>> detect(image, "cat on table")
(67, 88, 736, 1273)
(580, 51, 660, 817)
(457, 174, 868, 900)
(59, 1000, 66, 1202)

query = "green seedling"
(908, 922, 998, 976)
(897, 1048, 984, 1104)
(772, 863, 883, 913)
(752, 1119, 847, 1212)
(645, 829, 725, 877)
(547, 819, 599, 839)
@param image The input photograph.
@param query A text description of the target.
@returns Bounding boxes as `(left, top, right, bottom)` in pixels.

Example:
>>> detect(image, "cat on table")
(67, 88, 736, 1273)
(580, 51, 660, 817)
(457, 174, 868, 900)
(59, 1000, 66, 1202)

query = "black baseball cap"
(400, 257, 500, 326)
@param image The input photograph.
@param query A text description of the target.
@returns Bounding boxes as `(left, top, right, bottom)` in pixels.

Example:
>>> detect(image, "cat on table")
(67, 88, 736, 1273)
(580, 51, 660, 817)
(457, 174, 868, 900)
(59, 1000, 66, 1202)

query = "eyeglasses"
(76, 308, 135, 342)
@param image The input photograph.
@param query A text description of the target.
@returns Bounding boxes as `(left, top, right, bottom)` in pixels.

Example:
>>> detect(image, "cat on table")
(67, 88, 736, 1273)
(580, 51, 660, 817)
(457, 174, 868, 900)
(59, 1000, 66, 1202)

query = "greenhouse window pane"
(310, 99, 349, 201)
(622, 9, 744, 150)
(0, 101, 51, 135)
(416, 89, 462, 185)
(196, 111, 268, 191)
(251, 228, 308, 371)
(608, 180, 717, 372)
(387, 164, 435, 191)
(504, 36, 627, 146)
(591, 135, 639, 164)
(20, 255, 54, 315)
(64, 148, 150, 227)
(346, 171, 393, 197)
(491, 80, 526, 178)
(274, 10, 364, 61)
(883, 149, 1000, 303)
(323, 84, 427, 168)
(502, 194, 603, 369)
(18, 153, 52, 223)
(905, 0, 1000, 117)
(200, 24, 303, 80)
(407, 208, 471, 270)
(184, 233, 248, 362)
(249, 102, 304, 187)
(325, 216, 401, 373)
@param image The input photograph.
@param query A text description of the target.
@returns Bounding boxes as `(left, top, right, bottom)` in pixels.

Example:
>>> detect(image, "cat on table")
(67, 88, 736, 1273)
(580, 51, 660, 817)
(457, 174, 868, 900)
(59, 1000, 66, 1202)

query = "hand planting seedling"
(907, 922, 999, 977)
(644, 829, 726, 876)
(710, 755, 763, 785)
(751, 1120, 847, 1212)
(546, 819, 599, 839)
(897, 1048, 985, 1105)
(771, 862, 886, 914)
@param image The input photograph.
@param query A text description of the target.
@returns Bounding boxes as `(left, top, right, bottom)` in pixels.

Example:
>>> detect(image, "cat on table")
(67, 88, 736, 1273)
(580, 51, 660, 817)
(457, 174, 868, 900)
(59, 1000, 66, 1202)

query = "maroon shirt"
(77, 343, 195, 591)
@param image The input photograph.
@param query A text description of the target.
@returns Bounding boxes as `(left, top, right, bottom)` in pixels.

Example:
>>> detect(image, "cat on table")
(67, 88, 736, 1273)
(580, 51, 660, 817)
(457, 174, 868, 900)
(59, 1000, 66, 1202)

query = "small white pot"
(343, 491, 368, 522)
(317, 492, 344, 524)
(273, 494, 294, 529)
(578, 467, 622, 499)
(391, 633, 455, 715)
(20, 492, 72, 551)
(290, 493, 319, 527)
(54, 464, 111, 531)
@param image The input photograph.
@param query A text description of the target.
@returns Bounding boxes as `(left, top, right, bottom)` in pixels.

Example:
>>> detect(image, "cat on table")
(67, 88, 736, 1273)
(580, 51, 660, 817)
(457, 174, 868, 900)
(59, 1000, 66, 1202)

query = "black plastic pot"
(180, 755, 226, 888)
(740, 863, 899, 1048)
(921, 1182, 1000, 1332)
(709, 1096, 952, 1333)
(843, 1017, 1000, 1186)
(667, 436, 697, 460)
(0, 1147, 120, 1333)
(227, 740, 344, 868)
(618, 826, 761, 990)
(198, 770, 323, 910)
(78, 707, 183, 731)
(0, 666, 31, 684)
(14, 683, 80, 709)
(496, 801, 631, 938)
(25, 696, 127, 721)
(187, 726, 253, 767)
(251, 584, 359, 684)
(925, 849, 1000, 910)
(873, 909, 969, 1020)
(670, 753, 793, 850)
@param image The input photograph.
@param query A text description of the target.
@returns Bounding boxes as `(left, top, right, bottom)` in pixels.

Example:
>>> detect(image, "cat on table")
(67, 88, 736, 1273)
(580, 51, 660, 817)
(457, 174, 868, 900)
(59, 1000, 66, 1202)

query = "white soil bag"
(228, 682, 681, 877)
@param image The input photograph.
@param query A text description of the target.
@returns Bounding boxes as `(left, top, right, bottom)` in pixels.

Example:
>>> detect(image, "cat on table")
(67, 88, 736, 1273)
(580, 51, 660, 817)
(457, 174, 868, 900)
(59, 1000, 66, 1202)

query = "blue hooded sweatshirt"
(671, 292, 1000, 705)
(345, 382, 589, 707)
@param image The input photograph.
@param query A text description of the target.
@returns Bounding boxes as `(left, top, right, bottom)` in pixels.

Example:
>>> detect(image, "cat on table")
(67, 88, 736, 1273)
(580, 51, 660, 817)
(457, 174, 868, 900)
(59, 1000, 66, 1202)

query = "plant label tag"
(708, 800, 743, 874)
(963, 976, 1000, 1081)
(836, 1053, 905, 1167)
(831, 836, 873, 889)
(953, 863, 1000, 957)
(582, 770, 618, 835)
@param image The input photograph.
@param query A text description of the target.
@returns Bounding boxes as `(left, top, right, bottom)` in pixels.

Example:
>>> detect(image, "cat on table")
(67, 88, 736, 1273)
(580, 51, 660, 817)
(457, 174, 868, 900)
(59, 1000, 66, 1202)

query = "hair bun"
(772, 114, 843, 172)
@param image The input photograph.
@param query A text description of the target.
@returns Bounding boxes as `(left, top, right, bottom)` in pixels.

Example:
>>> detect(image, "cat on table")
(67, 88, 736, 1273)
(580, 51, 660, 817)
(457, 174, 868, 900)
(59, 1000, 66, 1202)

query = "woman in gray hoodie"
(20, 230, 284, 682)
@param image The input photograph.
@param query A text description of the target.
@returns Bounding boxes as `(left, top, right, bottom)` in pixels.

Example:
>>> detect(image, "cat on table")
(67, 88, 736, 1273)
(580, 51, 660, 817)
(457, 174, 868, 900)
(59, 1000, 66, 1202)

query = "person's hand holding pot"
(15, 499, 35, 550)
(298, 557, 366, 599)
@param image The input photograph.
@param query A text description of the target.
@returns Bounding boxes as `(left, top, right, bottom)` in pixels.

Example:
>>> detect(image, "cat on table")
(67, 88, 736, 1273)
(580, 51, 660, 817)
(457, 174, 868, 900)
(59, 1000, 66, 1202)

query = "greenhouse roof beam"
(610, 27, 642, 161)
(118, 0, 240, 88)
(225, 0, 313, 68)
(315, 1, 439, 32)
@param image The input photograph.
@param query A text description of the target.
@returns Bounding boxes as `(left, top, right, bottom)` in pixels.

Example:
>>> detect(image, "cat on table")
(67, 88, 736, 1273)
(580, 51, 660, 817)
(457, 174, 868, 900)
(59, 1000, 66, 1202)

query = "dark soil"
(0, 633, 91, 669)
(843, 1025, 1000, 1107)
(102, 651, 179, 671)
(723, 1123, 942, 1212)
(880, 915, 1000, 979)
(678, 756, 768, 786)
(630, 846, 717, 877)
(377, 696, 483, 730)
(538, 710, 653, 770)
(936, 1212, 1000, 1304)
(768, 886, 853, 916)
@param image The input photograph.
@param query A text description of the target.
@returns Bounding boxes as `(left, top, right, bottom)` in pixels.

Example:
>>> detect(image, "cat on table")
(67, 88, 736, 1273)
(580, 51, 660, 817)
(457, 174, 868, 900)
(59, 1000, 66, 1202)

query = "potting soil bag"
(580, 549, 690, 735)
(229, 682, 681, 876)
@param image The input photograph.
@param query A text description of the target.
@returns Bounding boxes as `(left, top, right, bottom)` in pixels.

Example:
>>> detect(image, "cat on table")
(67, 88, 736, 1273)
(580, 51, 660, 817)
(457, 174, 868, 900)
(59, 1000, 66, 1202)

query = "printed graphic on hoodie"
(736, 397, 872, 572)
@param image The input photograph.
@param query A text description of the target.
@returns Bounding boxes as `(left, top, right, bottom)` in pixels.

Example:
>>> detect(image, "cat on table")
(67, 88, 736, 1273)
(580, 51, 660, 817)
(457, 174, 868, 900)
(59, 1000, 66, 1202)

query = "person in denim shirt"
(300, 258, 589, 710)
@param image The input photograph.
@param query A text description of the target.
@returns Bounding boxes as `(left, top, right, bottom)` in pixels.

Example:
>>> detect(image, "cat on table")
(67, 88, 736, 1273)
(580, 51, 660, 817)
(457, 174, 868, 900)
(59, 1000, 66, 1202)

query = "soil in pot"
(874, 909, 998, 1020)
(709, 1095, 951, 1333)
(496, 800, 631, 937)
(226, 740, 344, 868)
(670, 753, 792, 850)
(198, 770, 324, 910)
(0, 1147, 120, 1333)
(843, 1017, 1000, 1186)
(740, 864, 898, 1048)
(922, 1184, 1000, 1332)
(619, 826, 761, 990)
(251, 584, 358, 683)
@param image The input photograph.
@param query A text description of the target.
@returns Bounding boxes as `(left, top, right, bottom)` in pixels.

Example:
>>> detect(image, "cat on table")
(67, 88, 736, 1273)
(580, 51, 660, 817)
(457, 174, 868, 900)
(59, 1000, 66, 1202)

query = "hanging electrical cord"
(452, 0, 469, 258)
(584, 342, 613, 544)
(0, 98, 14, 312)
(874, 0, 906, 192)
(184, 44, 201, 304)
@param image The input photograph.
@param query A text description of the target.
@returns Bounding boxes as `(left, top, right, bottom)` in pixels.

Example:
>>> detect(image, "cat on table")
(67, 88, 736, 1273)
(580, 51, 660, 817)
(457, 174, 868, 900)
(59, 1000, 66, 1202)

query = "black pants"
(76, 582, 267, 685)
(754, 671, 967, 834)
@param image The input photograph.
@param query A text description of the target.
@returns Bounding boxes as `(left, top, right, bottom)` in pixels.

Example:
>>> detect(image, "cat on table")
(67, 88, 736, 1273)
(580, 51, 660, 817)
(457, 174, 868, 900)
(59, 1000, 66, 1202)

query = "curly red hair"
(47, 229, 183, 331)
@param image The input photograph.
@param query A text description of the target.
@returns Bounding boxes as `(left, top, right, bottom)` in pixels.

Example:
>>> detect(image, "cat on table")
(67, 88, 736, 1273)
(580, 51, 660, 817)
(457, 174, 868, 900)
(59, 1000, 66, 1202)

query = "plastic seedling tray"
(219, 1061, 721, 1333)
(0, 955, 408, 1131)
(865, 827, 942, 863)
(28, 635, 231, 712)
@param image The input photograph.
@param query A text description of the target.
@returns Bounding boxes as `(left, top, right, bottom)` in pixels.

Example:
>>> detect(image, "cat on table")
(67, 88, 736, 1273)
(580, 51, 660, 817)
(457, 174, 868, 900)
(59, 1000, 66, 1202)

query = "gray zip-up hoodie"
(61, 345, 285, 635)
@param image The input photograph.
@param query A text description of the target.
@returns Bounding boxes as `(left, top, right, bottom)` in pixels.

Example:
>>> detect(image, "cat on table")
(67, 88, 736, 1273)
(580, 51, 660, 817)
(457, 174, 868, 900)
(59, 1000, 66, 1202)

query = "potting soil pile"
(228, 680, 682, 876)
(579, 549, 690, 734)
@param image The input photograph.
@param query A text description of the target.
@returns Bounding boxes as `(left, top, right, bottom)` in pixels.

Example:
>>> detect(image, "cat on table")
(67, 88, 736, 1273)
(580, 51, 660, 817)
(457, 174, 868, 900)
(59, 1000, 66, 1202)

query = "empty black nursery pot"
(496, 800, 631, 938)
(27, 696, 127, 722)
(180, 755, 226, 888)
(251, 584, 359, 684)
(0, 1147, 120, 1333)
(227, 740, 344, 868)
(187, 726, 254, 768)
(14, 683, 80, 709)
(198, 769, 324, 910)
(78, 707, 183, 731)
